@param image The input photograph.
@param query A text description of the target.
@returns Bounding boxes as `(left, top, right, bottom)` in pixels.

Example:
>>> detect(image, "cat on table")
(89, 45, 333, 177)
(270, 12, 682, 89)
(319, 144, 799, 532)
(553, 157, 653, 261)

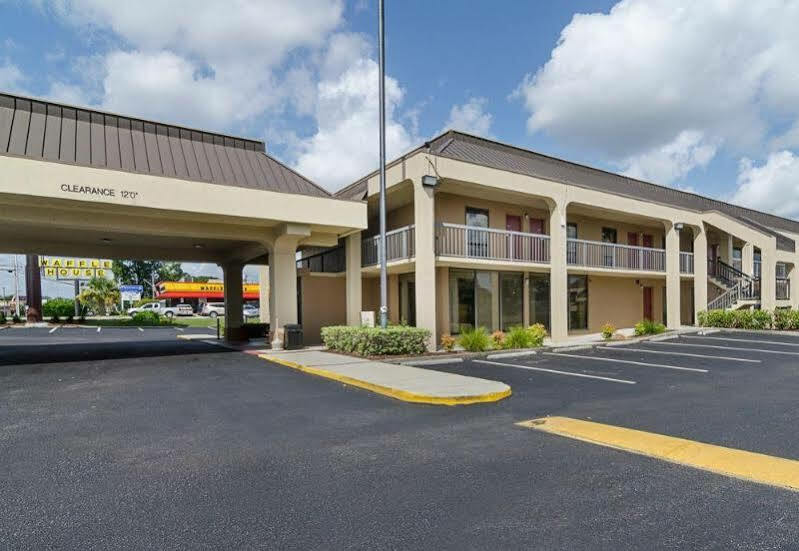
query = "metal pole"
(378, 0, 388, 329)
(12, 255, 19, 318)
(74, 279, 80, 317)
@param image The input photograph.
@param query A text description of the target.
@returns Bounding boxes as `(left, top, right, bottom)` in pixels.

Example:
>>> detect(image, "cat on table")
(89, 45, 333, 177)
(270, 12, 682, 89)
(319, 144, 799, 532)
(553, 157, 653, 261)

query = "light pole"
(12, 254, 19, 317)
(377, 0, 388, 328)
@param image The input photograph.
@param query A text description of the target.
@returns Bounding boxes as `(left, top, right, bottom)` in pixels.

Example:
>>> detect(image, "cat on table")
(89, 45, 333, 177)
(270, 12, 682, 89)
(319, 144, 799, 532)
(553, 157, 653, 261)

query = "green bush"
(0, 311, 5, 324)
(43, 298, 75, 319)
(527, 323, 547, 347)
(457, 326, 492, 352)
(12, 313, 21, 324)
(601, 323, 615, 340)
(503, 326, 532, 349)
(51, 313, 61, 324)
(321, 325, 431, 356)
(634, 319, 666, 336)
(697, 309, 774, 330)
(131, 311, 171, 326)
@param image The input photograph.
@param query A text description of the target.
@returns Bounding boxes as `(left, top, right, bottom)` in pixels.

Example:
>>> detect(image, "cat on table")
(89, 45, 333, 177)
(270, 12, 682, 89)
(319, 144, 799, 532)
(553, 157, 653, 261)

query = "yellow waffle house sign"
(39, 257, 113, 280)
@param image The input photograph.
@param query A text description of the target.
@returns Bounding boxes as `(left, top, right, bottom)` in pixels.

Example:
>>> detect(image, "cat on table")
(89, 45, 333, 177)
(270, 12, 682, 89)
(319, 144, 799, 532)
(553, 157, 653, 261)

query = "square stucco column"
(345, 233, 362, 326)
(693, 227, 708, 319)
(549, 201, 568, 341)
(258, 265, 270, 324)
(269, 230, 305, 334)
(222, 262, 244, 341)
(742, 242, 755, 276)
(414, 181, 437, 350)
(665, 223, 681, 330)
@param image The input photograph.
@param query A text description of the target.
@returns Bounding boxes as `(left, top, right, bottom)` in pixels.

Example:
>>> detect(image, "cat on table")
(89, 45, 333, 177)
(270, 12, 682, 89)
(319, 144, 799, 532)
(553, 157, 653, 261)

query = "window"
(754, 250, 762, 278)
(529, 274, 550, 330)
(568, 275, 588, 330)
(777, 262, 788, 279)
(601, 227, 617, 267)
(466, 207, 489, 257)
(500, 273, 523, 330)
(567, 223, 578, 264)
(732, 247, 742, 273)
(449, 269, 475, 334)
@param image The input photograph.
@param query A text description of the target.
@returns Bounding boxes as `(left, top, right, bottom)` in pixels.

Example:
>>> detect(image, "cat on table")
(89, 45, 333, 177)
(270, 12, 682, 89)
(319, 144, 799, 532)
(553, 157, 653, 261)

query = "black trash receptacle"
(284, 324, 303, 350)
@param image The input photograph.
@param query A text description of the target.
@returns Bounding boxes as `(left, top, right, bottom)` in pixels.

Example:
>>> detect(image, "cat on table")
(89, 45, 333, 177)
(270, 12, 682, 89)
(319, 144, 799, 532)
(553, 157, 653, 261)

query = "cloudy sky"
(2, 0, 799, 296)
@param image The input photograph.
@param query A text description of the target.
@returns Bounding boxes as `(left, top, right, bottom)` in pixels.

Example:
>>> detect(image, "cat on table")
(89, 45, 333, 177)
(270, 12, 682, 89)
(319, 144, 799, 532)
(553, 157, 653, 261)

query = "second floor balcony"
(436, 223, 550, 264)
(362, 225, 415, 267)
(566, 239, 666, 272)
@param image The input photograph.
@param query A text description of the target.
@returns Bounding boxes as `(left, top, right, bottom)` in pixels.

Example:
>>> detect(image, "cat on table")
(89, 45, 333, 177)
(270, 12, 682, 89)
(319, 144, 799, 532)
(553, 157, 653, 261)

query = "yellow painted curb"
(260, 354, 511, 406)
(518, 416, 799, 492)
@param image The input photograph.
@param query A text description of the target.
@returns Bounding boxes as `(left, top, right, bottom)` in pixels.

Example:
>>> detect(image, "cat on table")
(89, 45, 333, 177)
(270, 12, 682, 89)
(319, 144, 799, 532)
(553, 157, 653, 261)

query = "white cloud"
(619, 130, 718, 185)
(46, 0, 345, 129)
(292, 33, 416, 191)
(0, 62, 24, 92)
(442, 97, 493, 137)
(514, 0, 799, 185)
(731, 151, 799, 219)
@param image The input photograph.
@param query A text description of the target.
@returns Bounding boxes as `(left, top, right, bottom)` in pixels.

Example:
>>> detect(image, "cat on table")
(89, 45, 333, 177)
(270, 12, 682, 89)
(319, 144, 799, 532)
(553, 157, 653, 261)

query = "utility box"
(360, 311, 375, 327)
(284, 324, 303, 350)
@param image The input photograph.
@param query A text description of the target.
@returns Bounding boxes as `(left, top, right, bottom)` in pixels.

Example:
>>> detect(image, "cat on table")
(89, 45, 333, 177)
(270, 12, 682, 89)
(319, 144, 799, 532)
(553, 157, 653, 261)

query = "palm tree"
(79, 277, 120, 316)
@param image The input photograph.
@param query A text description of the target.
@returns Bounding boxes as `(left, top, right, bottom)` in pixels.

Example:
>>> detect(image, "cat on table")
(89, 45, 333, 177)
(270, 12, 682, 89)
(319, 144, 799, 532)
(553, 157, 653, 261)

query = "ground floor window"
(529, 274, 550, 330)
(568, 275, 588, 330)
(399, 273, 416, 326)
(449, 269, 524, 333)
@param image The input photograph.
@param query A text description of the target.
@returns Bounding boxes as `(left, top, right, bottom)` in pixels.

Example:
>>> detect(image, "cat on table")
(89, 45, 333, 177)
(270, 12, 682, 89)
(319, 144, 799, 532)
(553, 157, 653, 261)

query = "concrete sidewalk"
(260, 350, 511, 406)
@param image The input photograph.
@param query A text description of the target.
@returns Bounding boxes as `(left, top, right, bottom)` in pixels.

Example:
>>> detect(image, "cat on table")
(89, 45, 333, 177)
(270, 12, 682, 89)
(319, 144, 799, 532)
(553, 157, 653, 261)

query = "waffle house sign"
(39, 257, 112, 280)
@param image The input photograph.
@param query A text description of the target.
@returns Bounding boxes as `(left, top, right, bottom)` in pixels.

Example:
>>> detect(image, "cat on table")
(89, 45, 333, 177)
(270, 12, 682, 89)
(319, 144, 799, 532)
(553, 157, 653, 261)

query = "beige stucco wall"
(566, 213, 664, 246)
(586, 275, 665, 333)
(435, 192, 550, 232)
(299, 274, 346, 344)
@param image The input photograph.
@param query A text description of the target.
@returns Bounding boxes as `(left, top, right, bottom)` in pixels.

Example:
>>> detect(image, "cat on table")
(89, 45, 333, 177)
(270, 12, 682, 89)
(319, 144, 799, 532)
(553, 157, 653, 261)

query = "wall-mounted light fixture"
(674, 222, 684, 231)
(421, 174, 439, 187)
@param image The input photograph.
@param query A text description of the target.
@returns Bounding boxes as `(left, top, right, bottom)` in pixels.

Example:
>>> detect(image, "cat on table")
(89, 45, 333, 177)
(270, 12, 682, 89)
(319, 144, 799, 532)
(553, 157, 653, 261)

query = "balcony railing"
(777, 278, 790, 300)
(436, 223, 550, 263)
(361, 225, 415, 267)
(296, 246, 345, 273)
(680, 252, 694, 274)
(567, 239, 665, 272)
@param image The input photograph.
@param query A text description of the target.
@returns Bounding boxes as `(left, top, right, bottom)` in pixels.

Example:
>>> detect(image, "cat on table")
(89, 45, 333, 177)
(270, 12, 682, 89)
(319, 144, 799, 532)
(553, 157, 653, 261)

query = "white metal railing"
(435, 223, 550, 263)
(777, 278, 791, 300)
(708, 282, 742, 310)
(361, 225, 415, 267)
(680, 252, 694, 274)
(567, 238, 665, 272)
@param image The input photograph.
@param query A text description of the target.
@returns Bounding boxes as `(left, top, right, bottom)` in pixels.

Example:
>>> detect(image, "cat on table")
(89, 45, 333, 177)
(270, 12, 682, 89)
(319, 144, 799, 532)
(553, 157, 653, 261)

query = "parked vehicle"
(243, 304, 259, 319)
(127, 301, 193, 318)
(201, 302, 226, 318)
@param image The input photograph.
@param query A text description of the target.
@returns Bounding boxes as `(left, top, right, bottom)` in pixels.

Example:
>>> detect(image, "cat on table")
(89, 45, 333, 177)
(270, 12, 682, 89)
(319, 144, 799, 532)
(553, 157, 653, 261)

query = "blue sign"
(119, 285, 144, 293)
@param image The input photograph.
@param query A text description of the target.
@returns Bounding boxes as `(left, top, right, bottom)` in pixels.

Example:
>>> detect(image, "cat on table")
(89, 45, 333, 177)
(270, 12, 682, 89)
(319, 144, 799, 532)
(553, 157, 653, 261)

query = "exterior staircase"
(707, 259, 760, 310)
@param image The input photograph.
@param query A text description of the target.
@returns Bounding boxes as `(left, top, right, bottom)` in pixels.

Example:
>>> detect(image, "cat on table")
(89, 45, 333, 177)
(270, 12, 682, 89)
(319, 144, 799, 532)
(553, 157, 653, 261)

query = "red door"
(528, 218, 545, 234)
(627, 232, 639, 269)
(643, 287, 653, 321)
(506, 215, 522, 260)
(708, 244, 718, 276)
(642, 234, 653, 270)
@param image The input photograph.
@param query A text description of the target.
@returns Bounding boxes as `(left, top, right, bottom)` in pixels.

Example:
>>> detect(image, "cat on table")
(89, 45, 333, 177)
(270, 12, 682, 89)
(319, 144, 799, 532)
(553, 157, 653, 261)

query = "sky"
(2, 0, 799, 297)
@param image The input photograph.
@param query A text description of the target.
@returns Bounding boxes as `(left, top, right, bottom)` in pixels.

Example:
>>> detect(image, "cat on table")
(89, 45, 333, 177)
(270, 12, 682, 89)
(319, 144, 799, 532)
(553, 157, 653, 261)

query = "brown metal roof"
(337, 130, 796, 252)
(0, 92, 330, 199)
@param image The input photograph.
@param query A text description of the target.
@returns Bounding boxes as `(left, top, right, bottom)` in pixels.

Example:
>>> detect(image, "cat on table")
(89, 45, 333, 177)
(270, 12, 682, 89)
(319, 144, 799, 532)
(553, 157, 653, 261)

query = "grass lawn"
(76, 316, 222, 329)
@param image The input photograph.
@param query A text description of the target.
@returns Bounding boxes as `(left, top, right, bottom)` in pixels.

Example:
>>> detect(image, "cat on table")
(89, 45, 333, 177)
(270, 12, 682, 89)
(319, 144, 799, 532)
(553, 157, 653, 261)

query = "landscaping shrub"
(457, 327, 491, 352)
(66, 314, 75, 324)
(12, 313, 21, 324)
(634, 319, 666, 336)
(527, 323, 547, 347)
(503, 326, 532, 349)
(51, 313, 61, 324)
(601, 323, 615, 340)
(697, 309, 774, 330)
(321, 325, 431, 356)
(491, 330, 505, 349)
(440, 334, 456, 352)
(131, 311, 170, 326)
(43, 298, 75, 319)
(0, 311, 5, 324)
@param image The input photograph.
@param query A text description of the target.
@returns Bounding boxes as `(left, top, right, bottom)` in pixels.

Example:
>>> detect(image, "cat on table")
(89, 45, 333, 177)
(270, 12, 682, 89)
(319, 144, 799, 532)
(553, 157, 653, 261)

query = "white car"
(243, 304, 259, 319)
(127, 301, 193, 318)
(201, 302, 226, 318)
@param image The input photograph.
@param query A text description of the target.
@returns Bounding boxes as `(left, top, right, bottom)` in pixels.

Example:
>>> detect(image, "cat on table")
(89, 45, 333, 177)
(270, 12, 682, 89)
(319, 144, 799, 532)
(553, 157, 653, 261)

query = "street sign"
(120, 284, 144, 302)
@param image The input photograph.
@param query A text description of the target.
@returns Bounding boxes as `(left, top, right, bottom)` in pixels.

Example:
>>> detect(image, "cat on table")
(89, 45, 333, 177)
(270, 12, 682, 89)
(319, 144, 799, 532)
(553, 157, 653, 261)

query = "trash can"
(284, 324, 303, 350)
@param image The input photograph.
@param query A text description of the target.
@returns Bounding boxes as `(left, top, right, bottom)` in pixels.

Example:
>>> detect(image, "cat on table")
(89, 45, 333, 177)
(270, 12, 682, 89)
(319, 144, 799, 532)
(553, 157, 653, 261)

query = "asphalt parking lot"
(3, 328, 799, 549)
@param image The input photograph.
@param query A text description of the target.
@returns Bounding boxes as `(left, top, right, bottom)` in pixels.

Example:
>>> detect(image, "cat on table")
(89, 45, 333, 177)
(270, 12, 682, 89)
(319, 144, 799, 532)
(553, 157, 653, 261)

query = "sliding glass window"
(500, 273, 523, 330)
(448, 269, 523, 333)
(529, 274, 550, 330)
(568, 275, 588, 330)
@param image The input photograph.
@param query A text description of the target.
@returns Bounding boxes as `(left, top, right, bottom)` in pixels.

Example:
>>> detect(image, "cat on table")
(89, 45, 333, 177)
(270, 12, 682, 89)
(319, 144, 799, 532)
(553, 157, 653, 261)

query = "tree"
(79, 277, 120, 315)
(112, 260, 187, 297)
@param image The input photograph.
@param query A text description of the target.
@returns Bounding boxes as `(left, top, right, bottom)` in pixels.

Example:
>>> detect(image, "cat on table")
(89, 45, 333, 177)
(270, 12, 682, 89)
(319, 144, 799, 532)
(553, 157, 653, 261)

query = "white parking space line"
(684, 335, 799, 348)
(475, 359, 636, 384)
(97, 327, 101, 333)
(604, 346, 761, 364)
(175, 327, 185, 331)
(543, 352, 708, 373)
(137, 327, 144, 332)
(653, 341, 799, 356)
(48, 326, 58, 334)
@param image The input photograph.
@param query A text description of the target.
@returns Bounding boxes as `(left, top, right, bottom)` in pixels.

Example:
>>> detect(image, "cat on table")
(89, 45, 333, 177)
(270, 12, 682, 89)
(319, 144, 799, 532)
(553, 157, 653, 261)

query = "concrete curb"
(486, 351, 538, 360)
(400, 358, 464, 366)
(260, 354, 512, 406)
